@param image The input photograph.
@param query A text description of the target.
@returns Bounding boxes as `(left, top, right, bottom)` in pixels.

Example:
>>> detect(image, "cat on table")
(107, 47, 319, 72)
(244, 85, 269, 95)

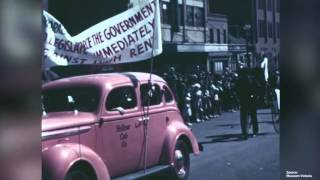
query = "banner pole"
(144, 0, 158, 173)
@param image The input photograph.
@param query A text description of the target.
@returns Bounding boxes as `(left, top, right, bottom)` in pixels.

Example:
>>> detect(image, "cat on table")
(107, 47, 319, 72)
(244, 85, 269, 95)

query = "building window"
(186, 6, 194, 26)
(178, 5, 184, 26)
(264, 21, 267, 38)
(267, 0, 272, 11)
(161, 2, 170, 24)
(268, 22, 273, 38)
(258, 20, 268, 39)
(210, 28, 214, 43)
(214, 62, 223, 73)
(217, 29, 221, 43)
(258, 0, 265, 9)
(259, 20, 263, 37)
(277, 22, 280, 38)
(194, 7, 204, 26)
(276, 0, 280, 12)
(208, 0, 214, 13)
(258, 20, 264, 37)
(223, 29, 227, 43)
(185, 6, 204, 27)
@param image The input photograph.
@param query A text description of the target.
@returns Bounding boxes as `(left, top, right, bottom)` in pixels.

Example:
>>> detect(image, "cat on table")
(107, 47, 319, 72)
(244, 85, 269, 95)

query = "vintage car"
(42, 72, 201, 180)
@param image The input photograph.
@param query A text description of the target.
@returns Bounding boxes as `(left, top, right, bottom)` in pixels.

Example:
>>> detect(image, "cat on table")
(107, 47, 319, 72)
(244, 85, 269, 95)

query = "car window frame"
(105, 85, 138, 114)
(42, 85, 102, 114)
(139, 82, 164, 108)
(163, 85, 175, 104)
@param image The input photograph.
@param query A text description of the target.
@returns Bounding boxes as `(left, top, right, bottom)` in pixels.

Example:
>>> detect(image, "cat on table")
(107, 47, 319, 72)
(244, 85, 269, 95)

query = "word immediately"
(95, 23, 153, 59)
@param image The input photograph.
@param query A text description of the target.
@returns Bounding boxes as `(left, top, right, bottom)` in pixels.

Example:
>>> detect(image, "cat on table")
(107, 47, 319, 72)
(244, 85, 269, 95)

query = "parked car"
(42, 72, 201, 180)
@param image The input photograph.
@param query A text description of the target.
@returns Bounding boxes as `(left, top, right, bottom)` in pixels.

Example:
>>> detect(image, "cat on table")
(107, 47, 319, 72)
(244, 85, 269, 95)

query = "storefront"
(207, 53, 230, 74)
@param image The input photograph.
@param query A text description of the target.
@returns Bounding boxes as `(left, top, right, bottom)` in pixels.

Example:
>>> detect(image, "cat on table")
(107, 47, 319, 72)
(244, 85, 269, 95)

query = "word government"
(95, 24, 153, 59)
(82, 0, 155, 49)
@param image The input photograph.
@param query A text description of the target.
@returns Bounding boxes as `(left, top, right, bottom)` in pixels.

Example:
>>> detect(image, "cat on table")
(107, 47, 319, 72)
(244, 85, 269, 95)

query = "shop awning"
(163, 43, 228, 53)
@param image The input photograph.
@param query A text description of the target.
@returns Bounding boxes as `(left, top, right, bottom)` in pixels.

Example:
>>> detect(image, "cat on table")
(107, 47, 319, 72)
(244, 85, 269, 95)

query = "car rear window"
(42, 86, 100, 113)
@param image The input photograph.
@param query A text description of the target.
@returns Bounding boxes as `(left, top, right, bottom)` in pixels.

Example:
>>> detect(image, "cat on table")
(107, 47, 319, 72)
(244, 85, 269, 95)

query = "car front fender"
(42, 143, 110, 180)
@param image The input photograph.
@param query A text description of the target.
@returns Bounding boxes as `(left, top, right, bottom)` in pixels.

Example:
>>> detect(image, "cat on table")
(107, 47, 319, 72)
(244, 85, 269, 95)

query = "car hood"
(42, 111, 97, 132)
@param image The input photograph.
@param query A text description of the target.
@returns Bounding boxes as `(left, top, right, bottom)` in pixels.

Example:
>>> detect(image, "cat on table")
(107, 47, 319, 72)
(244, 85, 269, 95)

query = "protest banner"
(42, 0, 162, 69)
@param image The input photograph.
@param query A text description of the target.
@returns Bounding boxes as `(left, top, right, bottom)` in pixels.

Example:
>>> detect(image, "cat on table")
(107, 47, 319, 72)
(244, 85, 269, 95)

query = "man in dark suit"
(236, 68, 260, 139)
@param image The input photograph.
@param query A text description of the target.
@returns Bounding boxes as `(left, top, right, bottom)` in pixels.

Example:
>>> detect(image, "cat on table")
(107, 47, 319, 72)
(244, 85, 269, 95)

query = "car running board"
(113, 165, 171, 180)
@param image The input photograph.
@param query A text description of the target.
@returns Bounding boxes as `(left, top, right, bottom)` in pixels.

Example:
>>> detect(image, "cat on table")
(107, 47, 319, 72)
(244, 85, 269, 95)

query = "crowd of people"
(162, 65, 240, 126)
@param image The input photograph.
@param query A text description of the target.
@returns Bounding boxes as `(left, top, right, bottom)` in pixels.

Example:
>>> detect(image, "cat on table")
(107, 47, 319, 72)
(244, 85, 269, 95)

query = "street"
(143, 109, 279, 180)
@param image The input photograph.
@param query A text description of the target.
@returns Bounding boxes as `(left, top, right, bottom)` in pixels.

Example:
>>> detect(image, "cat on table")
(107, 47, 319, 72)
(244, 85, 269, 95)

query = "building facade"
(206, 10, 231, 74)
(210, 0, 280, 70)
(154, 0, 209, 74)
(156, 0, 228, 75)
(255, 0, 280, 70)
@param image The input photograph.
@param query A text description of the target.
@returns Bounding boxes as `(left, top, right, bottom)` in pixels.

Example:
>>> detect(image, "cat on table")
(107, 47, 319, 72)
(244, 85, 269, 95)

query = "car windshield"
(42, 86, 100, 113)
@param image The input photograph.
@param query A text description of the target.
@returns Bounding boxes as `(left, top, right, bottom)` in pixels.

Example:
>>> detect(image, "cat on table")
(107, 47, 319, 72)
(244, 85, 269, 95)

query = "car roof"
(43, 72, 166, 90)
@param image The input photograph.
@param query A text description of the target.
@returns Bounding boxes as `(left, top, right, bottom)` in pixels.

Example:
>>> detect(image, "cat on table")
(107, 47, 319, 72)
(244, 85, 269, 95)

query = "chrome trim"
(138, 116, 150, 122)
(42, 126, 91, 141)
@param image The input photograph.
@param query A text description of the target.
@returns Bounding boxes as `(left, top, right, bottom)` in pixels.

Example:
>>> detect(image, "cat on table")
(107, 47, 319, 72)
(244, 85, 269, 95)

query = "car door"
(139, 82, 167, 167)
(97, 85, 144, 177)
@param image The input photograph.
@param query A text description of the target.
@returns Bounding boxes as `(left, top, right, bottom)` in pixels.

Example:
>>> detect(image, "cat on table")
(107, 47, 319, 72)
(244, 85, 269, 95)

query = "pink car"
(42, 72, 201, 180)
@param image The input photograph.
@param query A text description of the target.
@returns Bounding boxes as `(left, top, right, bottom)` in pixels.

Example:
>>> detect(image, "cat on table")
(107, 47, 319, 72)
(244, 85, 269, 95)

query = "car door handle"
(138, 117, 150, 122)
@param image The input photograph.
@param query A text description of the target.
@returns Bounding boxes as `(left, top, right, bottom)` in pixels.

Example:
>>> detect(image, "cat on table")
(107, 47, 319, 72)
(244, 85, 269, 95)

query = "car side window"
(163, 86, 173, 103)
(140, 83, 162, 106)
(106, 86, 137, 111)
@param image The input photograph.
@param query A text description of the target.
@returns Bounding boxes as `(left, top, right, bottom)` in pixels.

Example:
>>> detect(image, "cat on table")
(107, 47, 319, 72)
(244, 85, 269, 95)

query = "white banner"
(42, 0, 162, 69)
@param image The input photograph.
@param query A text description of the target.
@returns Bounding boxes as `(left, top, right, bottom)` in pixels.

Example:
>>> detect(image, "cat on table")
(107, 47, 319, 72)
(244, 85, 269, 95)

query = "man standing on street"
(167, 66, 178, 98)
(236, 68, 260, 139)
